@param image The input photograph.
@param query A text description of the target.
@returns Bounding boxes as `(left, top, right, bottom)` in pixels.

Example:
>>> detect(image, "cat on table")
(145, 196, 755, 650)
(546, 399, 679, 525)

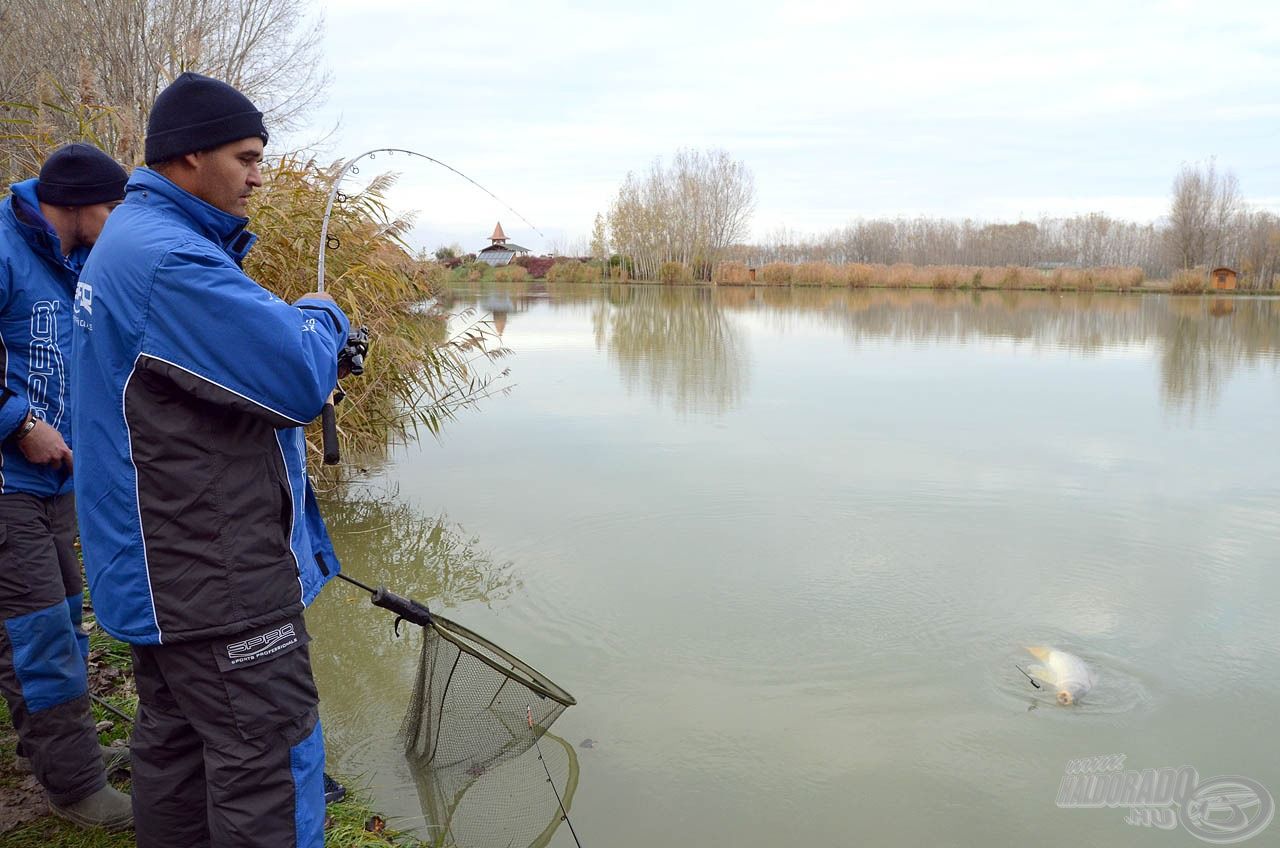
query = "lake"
(310, 285, 1280, 847)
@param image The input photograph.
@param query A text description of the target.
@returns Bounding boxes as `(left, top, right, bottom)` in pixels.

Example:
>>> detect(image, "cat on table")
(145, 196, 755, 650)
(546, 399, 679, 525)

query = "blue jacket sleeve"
(138, 241, 351, 426)
(0, 259, 31, 437)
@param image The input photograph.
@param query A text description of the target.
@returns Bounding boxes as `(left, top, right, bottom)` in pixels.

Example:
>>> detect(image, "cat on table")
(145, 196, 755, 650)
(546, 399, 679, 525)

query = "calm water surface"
(310, 286, 1280, 847)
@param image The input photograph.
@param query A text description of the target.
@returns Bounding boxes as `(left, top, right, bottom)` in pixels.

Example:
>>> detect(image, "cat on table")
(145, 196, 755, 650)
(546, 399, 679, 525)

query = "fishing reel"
(338, 326, 371, 379)
(332, 326, 371, 406)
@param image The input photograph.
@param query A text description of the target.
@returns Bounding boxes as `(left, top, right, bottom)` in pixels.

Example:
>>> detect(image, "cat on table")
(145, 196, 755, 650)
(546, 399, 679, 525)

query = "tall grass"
(658, 261, 694, 284)
(711, 260, 751, 284)
(546, 260, 601, 283)
(249, 156, 510, 463)
(1170, 268, 1207, 294)
(492, 264, 529, 282)
(705, 261, 1148, 291)
(760, 262, 793, 284)
(793, 261, 839, 285)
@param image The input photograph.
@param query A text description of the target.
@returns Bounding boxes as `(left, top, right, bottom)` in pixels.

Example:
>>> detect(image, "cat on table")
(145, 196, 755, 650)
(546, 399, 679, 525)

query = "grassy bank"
(0, 618, 419, 846)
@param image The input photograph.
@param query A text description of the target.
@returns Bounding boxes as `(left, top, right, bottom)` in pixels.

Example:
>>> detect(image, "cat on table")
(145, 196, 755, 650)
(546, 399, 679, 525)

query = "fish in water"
(1024, 646, 1096, 705)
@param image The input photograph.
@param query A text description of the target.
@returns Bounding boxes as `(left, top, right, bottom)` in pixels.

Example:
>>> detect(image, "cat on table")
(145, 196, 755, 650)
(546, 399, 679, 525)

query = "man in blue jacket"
(73, 74, 349, 848)
(0, 143, 133, 829)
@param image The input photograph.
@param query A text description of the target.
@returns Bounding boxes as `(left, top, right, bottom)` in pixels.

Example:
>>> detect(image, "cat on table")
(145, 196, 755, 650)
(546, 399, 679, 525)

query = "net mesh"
(401, 612, 576, 775)
(411, 731, 579, 848)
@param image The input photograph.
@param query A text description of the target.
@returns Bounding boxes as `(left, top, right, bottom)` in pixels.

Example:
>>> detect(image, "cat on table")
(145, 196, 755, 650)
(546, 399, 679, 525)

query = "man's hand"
(300, 291, 336, 304)
(19, 418, 73, 472)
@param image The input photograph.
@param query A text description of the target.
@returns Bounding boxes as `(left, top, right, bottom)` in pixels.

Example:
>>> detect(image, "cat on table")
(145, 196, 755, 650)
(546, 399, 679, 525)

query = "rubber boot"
(16, 744, 131, 775)
(48, 784, 134, 831)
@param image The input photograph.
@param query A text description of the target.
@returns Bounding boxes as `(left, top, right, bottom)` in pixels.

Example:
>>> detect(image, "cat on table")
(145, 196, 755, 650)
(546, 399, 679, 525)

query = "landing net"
(401, 612, 576, 774)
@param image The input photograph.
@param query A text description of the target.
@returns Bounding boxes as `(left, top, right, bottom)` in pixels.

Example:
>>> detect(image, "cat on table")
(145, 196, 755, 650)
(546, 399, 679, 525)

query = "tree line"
(602, 155, 1280, 289)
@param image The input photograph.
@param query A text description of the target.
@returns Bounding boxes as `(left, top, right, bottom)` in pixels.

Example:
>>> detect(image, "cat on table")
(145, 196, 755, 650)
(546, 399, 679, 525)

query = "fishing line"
(528, 705, 583, 848)
(317, 147, 544, 293)
(313, 146, 540, 464)
(1015, 665, 1041, 690)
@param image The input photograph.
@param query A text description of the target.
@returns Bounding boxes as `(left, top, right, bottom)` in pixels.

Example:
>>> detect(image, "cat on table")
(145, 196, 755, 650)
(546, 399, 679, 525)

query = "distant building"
(1210, 266, 1238, 291)
(477, 222, 531, 267)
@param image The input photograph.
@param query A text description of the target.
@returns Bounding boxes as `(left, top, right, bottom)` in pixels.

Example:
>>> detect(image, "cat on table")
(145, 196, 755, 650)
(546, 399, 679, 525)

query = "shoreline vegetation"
(0, 608, 422, 846)
(444, 258, 1280, 295)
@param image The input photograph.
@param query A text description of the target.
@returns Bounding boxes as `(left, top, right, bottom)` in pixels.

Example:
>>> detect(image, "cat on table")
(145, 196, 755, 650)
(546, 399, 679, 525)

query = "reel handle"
(321, 397, 340, 465)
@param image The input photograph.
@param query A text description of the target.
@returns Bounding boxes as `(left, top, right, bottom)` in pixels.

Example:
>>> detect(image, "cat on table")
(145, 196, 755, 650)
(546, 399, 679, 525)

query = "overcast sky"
(299, 0, 1280, 255)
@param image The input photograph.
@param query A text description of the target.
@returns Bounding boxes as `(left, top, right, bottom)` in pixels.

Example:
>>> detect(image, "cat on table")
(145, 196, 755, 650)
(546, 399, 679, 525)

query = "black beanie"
(145, 72, 269, 166)
(35, 143, 128, 206)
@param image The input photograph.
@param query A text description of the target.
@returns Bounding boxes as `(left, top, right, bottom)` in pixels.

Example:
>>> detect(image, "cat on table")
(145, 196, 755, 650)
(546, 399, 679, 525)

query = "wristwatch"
(13, 413, 36, 442)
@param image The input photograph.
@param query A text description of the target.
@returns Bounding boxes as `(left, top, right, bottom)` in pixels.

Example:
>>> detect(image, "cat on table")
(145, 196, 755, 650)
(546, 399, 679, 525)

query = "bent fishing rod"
(313, 147, 542, 466)
(311, 157, 585, 844)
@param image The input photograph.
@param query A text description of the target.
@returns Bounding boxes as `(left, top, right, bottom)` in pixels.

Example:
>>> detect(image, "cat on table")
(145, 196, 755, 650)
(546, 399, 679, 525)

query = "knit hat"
(144, 72, 269, 165)
(35, 143, 128, 206)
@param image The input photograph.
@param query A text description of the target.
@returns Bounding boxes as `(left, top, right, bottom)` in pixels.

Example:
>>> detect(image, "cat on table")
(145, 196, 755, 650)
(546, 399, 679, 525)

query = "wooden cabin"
(1210, 267, 1238, 291)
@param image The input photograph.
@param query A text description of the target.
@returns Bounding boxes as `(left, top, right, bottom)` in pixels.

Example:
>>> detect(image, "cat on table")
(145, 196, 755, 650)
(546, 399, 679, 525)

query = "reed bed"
(711, 260, 752, 284)
(1170, 268, 1207, 294)
(492, 264, 530, 282)
(708, 260, 1147, 292)
(546, 260, 601, 283)
(658, 261, 694, 284)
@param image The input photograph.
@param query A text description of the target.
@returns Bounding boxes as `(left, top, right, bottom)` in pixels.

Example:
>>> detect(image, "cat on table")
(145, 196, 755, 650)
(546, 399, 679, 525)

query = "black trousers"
(129, 614, 326, 848)
(0, 491, 104, 804)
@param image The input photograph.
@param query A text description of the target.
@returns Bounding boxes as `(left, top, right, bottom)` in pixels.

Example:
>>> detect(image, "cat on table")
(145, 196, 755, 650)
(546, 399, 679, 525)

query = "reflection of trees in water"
(312, 489, 576, 847)
(320, 487, 519, 614)
(590, 284, 747, 414)
(311, 488, 518, 755)
(713, 288, 1278, 413)
(453, 282, 1278, 414)
(1159, 298, 1280, 414)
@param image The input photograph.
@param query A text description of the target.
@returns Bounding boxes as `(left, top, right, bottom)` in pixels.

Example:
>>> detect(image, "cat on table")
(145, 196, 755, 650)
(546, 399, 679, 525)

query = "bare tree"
(589, 213, 609, 261)
(1165, 159, 1243, 271)
(1, 0, 329, 165)
(608, 148, 755, 280)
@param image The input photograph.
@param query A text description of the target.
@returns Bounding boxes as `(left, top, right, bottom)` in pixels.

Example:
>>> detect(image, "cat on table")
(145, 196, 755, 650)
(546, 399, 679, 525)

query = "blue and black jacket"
(0, 179, 83, 497)
(73, 168, 349, 645)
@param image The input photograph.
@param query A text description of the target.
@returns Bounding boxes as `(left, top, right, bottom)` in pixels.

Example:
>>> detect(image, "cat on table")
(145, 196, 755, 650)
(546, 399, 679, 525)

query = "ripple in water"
(986, 630, 1156, 718)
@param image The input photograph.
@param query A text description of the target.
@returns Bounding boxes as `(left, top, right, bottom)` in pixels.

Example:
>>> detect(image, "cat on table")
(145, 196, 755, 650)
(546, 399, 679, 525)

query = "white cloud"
(301, 0, 1280, 250)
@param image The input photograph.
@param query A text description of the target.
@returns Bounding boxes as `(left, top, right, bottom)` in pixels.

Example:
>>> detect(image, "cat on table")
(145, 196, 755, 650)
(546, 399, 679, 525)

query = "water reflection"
(452, 284, 1280, 415)
(311, 487, 519, 761)
(778, 289, 1280, 413)
(320, 485, 520, 610)
(591, 285, 747, 414)
(408, 731, 578, 848)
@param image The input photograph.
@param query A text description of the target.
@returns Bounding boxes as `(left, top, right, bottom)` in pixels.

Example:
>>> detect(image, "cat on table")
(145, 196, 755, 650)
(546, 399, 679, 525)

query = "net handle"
(429, 614, 577, 707)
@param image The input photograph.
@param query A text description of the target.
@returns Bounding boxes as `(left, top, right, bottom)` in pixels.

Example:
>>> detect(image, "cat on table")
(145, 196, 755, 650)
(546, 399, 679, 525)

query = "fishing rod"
(91, 693, 134, 724)
(528, 705, 584, 848)
(314, 147, 542, 465)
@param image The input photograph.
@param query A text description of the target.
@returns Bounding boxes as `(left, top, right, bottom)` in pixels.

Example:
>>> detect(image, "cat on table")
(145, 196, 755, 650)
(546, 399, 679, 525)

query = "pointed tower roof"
(490, 222, 507, 243)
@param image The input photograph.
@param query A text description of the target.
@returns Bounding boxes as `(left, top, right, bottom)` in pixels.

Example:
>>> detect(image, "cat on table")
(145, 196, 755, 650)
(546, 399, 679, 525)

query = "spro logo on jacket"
(0, 179, 81, 497)
(28, 300, 65, 427)
(73, 281, 93, 331)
